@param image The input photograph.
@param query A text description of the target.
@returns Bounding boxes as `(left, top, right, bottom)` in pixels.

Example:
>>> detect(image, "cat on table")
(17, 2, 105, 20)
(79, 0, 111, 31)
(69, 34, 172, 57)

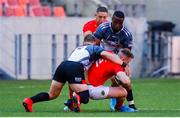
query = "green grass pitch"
(0, 78, 180, 117)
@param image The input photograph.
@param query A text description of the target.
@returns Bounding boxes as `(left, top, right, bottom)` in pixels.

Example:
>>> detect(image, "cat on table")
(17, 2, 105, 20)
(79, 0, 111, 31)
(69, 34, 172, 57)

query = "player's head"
(95, 6, 108, 26)
(111, 11, 125, 33)
(83, 34, 97, 45)
(119, 49, 134, 64)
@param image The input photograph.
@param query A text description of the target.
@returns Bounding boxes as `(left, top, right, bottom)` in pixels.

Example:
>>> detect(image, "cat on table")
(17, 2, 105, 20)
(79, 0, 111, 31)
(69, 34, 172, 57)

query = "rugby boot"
(22, 98, 33, 112)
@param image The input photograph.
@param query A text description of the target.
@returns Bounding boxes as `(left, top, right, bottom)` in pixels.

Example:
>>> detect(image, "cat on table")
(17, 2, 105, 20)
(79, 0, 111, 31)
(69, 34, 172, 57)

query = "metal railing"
(0, 33, 83, 79)
(142, 31, 173, 77)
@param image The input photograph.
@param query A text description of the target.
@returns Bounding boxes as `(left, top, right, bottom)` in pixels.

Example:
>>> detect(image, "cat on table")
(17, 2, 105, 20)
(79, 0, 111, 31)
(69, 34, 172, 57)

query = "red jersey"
(87, 58, 125, 87)
(83, 19, 98, 33)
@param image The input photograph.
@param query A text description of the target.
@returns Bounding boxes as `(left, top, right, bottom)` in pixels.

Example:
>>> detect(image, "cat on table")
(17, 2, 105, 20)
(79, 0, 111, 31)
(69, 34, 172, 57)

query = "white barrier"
(0, 17, 147, 79)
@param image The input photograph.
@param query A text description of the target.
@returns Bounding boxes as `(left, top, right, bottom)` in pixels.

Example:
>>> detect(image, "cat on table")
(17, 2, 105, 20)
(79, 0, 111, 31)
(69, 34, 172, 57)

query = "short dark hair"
(84, 34, 96, 42)
(96, 6, 108, 13)
(113, 11, 125, 19)
(121, 49, 134, 58)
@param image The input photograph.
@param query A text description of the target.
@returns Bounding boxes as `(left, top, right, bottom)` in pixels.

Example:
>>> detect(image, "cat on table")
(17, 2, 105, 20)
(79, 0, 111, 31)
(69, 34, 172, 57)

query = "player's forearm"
(116, 72, 131, 89)
(101, 51, 123, 65)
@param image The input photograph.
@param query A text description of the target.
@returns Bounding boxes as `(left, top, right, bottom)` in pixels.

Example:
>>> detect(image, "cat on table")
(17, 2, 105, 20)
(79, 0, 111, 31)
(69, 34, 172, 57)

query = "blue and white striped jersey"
(68, 45, 104, 70)
(94, 21, 133, 52)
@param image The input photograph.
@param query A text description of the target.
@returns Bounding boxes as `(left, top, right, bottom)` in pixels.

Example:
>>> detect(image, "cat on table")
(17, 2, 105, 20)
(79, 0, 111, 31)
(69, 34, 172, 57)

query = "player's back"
(68, 44, 104, 70)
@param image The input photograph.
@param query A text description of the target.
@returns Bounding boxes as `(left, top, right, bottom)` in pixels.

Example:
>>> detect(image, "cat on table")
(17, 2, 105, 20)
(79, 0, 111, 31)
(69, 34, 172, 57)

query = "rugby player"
(64, 49, 135, 112)
(93, 10, 137, 111)
(83, 6, 108, 36)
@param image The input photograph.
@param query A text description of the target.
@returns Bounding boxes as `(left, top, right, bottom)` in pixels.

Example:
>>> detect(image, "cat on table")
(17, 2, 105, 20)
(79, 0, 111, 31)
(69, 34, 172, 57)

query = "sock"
(77, 90, 89, 104)
(126, 89, 134, 105)
(30, 92, 49, 103)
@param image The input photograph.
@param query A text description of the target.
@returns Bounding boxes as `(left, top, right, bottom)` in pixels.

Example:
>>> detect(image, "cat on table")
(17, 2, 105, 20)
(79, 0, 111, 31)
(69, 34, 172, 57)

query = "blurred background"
(0, 0, 179, 80)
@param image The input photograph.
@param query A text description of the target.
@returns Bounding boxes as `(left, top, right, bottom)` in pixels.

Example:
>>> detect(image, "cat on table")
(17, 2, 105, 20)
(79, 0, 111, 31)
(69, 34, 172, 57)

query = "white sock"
(128, 100, 134, 105)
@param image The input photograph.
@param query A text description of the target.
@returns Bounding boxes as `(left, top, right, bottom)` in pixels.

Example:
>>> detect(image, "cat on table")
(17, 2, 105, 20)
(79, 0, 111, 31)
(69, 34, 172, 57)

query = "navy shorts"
(53, 61, 85, 84)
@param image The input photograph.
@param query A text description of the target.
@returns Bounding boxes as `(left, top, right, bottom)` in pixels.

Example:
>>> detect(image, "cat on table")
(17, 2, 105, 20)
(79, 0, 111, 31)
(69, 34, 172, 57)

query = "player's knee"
(77, 90, 90, 104)
(124, 83, 132, 91)
(123, 80, 132, 91)
(122, 88, 128, 98)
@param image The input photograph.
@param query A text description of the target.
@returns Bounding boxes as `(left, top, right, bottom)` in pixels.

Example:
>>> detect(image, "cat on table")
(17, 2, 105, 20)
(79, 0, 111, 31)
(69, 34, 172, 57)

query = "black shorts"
(53, 61, 85, 84)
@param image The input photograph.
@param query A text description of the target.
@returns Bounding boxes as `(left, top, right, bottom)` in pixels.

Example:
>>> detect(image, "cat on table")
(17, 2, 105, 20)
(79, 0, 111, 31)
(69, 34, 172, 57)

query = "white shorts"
(87, 85, 110, 100)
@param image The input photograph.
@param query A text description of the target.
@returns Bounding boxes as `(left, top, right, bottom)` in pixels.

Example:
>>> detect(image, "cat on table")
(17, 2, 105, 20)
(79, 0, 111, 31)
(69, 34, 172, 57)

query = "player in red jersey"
(82, 6, 108, 36)
(64, 49, 135, 112)
(87, 49, 135, 112)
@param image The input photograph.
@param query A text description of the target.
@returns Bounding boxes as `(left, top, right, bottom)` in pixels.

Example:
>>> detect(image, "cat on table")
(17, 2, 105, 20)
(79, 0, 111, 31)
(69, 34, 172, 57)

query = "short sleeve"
(123, 33, 133, 50)
(86, 45, 104, 57)
(94, 25, 104, 40)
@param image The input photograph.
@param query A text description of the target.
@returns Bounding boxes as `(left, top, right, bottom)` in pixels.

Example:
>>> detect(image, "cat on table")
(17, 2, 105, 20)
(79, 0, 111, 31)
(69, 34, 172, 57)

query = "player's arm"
(88, 45, 126, 67)
(100, 51, 126, 67)
(115, 71, 131, 89)
(123, 32, 133, 50)
(93, 24, 104, 45)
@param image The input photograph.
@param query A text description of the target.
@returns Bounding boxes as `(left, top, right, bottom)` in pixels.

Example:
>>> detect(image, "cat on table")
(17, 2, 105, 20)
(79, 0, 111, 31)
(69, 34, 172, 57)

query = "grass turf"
(0, 78, 180, 117)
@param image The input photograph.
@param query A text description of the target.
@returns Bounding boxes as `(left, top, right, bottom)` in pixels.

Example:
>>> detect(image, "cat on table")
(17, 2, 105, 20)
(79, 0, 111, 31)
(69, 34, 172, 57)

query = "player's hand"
(125, 65, 131, 77)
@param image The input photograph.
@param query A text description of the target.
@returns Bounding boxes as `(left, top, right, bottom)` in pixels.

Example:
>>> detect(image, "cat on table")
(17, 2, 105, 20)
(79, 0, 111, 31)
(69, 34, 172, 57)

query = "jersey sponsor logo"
(75, 77, 82, 82)
(101, 90, 105, 96)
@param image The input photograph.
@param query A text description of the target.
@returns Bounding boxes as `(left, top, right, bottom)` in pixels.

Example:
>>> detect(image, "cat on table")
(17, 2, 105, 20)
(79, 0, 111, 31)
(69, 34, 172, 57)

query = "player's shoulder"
(122, 26, 132, 37)
(85, 44, 103, 51)
(98, 21, 111, 29)
(84, 19, 96, 26)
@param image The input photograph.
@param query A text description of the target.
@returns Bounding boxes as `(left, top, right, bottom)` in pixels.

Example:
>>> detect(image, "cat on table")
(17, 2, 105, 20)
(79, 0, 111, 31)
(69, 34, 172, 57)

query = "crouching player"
(22, 34, 127, 113)
(65, 49, 135, 112)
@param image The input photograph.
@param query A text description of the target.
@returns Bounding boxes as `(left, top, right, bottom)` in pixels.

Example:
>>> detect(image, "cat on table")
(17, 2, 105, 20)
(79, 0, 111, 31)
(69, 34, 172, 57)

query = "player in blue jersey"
(94, 11, 133, 52)
(94, 11, 137, 111)
(22, 34, 127, 113)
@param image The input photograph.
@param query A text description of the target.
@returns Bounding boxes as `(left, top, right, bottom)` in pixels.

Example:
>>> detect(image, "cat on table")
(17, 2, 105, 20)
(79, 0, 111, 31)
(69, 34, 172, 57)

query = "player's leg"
(64, 85, 74, 111)
(126, 85, 138, 111)
(22, 62, 66, 112)
(123, 66, 138, 111)
(68, 84, 89, 112)
(110, 76, 138, 111)
(65, 61, 90, 112)
(22, 80, 64, 112)
(108, 86, 135, 112)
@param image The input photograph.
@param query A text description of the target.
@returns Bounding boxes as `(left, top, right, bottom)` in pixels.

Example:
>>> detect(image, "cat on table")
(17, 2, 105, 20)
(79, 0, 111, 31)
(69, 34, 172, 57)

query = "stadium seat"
(5, 7, 14, 16)
(30, 6, 43, 16)
(14, 6, 26, 16)
(0, 1, 2, 16)
(17, 0, 28, 6)
(0, 7, 2, 16)
(7, 0, 17, 6)
(0, 0, 7, 5)
(0, 0, 7, 7)
(42, 6, 51, 16)
(29, 0, 40, 6)
(53, 6, 66, 17)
